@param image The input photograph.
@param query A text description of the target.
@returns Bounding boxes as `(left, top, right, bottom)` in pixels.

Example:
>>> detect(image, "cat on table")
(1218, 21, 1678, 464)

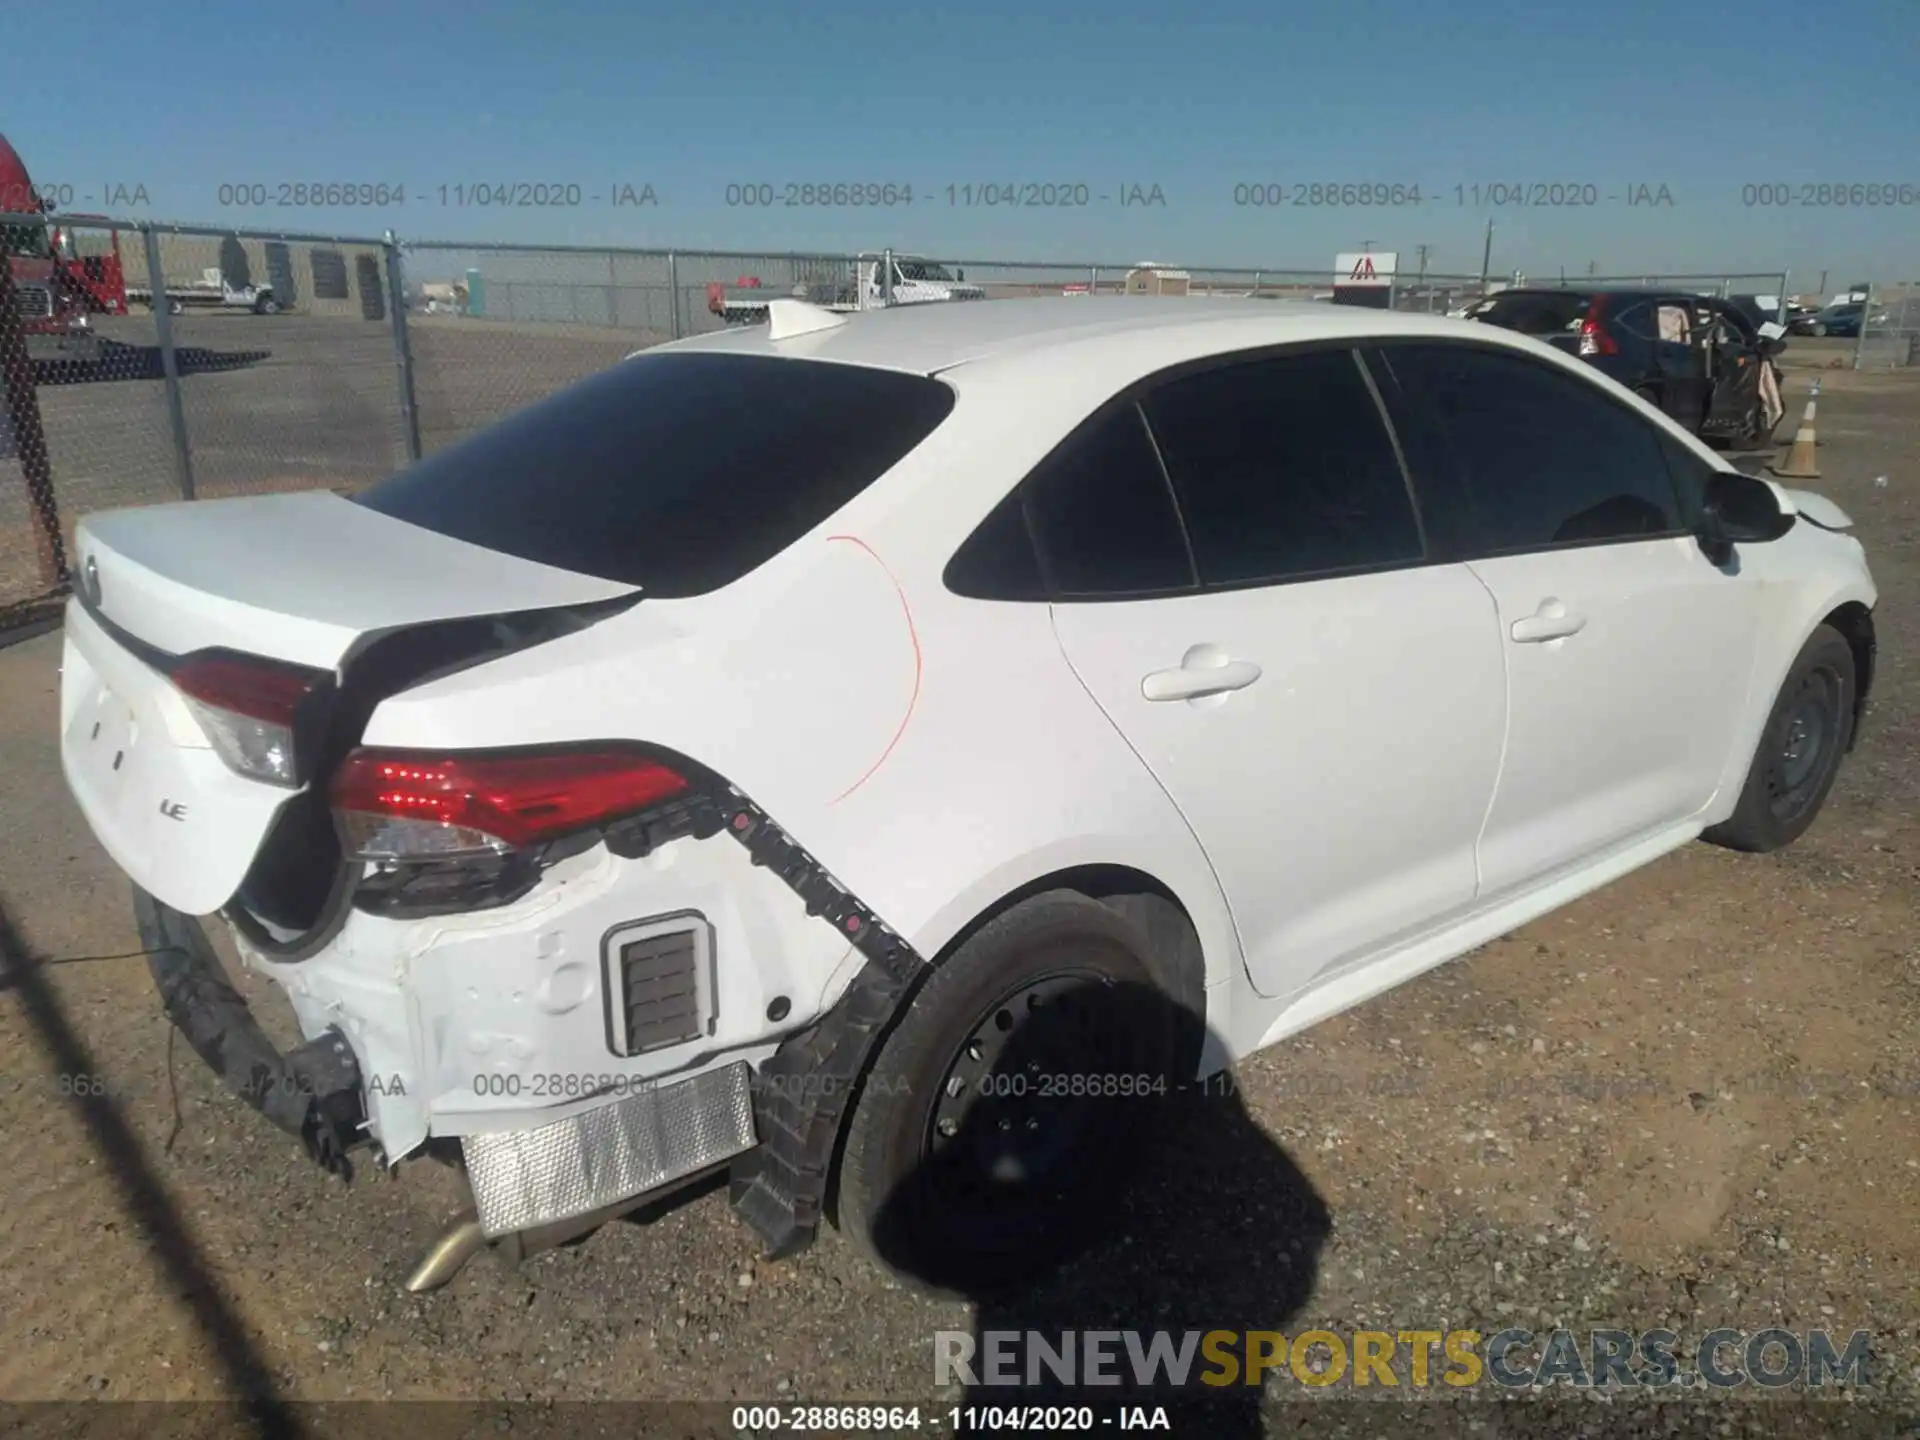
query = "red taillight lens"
(330, 748, 691, 860)
(173, 654, 318, 725)
(172, 652, 326, 787)
(1578, 317, 1619, 357)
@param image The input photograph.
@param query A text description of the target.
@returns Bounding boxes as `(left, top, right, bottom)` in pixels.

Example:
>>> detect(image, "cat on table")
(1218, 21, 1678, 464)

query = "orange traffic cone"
(1770, 379, 1820, 480)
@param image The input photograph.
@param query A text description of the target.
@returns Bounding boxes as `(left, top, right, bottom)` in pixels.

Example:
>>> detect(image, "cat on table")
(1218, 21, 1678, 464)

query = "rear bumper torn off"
(134, 885, 368, 1175)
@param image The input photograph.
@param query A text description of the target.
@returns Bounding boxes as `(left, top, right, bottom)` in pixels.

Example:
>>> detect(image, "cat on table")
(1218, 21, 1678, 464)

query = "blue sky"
(4, 0, 1916, 287)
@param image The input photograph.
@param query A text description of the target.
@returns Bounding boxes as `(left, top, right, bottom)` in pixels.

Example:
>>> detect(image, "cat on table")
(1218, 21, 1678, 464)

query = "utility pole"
(1478, 218, 1494, 292)
(1817, 269, 1828, 297)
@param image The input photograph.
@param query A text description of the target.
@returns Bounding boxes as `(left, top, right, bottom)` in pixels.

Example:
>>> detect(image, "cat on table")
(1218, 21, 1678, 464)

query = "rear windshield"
(1466, 292, 1594, 335)
(356, 351, 955, 596)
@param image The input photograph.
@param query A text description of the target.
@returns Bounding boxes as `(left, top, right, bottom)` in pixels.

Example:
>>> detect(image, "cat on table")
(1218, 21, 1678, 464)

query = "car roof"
(659, 296, 1536, 377)
(1486, 286, 1714, 302)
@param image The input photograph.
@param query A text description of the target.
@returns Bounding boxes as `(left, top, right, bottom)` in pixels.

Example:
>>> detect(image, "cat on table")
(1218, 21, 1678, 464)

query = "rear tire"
(835, 890, 1186, 1294)
(1703, 625, 1854, 853)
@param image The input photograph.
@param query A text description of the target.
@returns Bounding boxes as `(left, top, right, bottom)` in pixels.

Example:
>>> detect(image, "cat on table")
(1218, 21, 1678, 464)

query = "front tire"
(1704, 625, 1855, 853)
(835, 891, 1185, 1294)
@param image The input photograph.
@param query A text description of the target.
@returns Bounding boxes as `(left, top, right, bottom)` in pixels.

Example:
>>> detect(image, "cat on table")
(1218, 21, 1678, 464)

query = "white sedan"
(59, 295, 1876, 1292)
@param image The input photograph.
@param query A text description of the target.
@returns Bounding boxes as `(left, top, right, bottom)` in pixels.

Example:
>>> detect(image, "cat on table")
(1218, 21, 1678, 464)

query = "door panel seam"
(1462, 559, 1511, 899)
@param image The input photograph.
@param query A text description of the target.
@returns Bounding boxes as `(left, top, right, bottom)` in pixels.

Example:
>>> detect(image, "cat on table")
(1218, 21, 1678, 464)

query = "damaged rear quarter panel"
(359, 379, 1242, 1029)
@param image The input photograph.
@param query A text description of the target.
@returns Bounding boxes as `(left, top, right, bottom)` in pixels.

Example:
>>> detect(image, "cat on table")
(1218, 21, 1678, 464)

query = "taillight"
(1578, 317, 1619, 357)
(330, 748, 690, 860)
(172, 652, 327, 788)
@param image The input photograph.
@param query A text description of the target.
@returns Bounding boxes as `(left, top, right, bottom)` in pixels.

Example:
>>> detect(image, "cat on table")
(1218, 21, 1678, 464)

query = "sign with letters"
(1334, 252, 1398, 287)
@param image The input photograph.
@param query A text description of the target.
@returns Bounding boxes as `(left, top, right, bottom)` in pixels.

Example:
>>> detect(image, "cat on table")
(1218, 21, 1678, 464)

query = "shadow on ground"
(33, 340, 272, 385)
(871, 982, 1331, 1435)
(0, 895, 303, 1437)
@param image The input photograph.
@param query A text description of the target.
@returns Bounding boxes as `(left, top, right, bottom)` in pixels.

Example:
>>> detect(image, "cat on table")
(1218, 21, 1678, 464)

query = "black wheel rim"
(922, 970, 1143, 1227)
(1764, 666, 1841, 820)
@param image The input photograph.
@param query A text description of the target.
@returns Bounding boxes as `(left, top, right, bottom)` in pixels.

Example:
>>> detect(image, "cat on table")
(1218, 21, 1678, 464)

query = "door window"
(1383, 344, 1685, 553)
(1140, 348, 1424, 586)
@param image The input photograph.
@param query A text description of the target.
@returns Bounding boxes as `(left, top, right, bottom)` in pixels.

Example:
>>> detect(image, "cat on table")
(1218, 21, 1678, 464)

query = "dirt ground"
(0, 357, 1915, 1435)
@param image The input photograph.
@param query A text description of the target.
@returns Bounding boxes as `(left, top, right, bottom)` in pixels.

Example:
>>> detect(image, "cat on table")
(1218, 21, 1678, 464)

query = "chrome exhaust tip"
(403, 1213, 487, 1293)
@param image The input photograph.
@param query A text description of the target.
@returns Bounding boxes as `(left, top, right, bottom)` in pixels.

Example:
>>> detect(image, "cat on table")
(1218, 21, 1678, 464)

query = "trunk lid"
(61, 491, 637, 915)
(75, 490, 636, 668)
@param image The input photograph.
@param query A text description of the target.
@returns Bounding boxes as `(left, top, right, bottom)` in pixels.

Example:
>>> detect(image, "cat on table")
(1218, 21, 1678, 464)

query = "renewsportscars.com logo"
(934, 1327, 1877, 1391)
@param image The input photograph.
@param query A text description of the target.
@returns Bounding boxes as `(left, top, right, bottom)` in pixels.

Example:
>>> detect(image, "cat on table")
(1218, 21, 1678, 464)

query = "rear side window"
(944, 490, 1046, 601)
(1141, 348, 1423, 586)
(357, 353, 955, 596)
(1604, 299, 1655, 340)
(1023, 404, 1195, 597)
(1472, 292, 1593, 336)
(1384, 344, 1683, 552)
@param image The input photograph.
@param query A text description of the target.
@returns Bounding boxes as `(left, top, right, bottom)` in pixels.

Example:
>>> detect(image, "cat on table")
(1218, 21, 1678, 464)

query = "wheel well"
(820, 864, 1207, 1230)
(1823, 601, 1876, 749)
(927, 865, 1205, 1004)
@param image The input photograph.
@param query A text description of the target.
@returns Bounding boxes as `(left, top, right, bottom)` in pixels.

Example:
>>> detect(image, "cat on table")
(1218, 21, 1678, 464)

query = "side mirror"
(1696, 470, 1793, 564)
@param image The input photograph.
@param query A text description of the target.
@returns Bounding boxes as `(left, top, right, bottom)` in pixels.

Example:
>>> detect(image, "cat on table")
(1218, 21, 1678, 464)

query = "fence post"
(667, 251, 681, 339)
(0, 231, 67, 586)
(383, 232, 423, 464)
(606, 250, 618, 328)
(1852, 282, 1872, 371)
(142, 223, 197, 502)
(1777, 271, 1790, 326)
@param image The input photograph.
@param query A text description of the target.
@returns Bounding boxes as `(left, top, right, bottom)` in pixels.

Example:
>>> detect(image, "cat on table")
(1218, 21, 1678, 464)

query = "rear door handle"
(1142, 646, 1263, 702)
(1510, 599, 1587, 644)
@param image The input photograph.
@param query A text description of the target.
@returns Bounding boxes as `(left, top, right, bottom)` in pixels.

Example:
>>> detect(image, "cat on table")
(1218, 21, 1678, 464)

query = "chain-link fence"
(1854, 283, 1920, 369)
(1498, 272, 1795, 315)
(1, 212, 410, 612)
(2, 217, 1819, 618)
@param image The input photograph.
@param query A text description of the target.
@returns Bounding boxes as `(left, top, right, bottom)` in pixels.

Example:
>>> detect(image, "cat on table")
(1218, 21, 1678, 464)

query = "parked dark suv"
(1461, 288, 1784, 448)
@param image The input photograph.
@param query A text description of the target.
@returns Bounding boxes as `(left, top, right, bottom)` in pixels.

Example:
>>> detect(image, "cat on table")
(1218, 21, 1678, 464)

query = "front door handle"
(1142, 645, 1263, 702)
(1511, 599, 1587, 644)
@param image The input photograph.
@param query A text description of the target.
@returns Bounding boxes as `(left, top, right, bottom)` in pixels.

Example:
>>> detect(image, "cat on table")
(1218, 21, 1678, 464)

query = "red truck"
(1, 130, 123, 364)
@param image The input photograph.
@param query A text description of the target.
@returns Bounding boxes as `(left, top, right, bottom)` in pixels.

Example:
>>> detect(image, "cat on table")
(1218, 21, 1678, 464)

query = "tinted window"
(1025, 405, 1193, 597)
(1142, 349, 1423, 585)
(2, 219, 52, 260)
(945, 491, 1045, 601)
(1606, 299, 1655, 339)
(358, 353, 955, 596)
(1385, 345, 1683, 552)
(1470, 292, 1593, 336)
(1656, 430, 1715, 521)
